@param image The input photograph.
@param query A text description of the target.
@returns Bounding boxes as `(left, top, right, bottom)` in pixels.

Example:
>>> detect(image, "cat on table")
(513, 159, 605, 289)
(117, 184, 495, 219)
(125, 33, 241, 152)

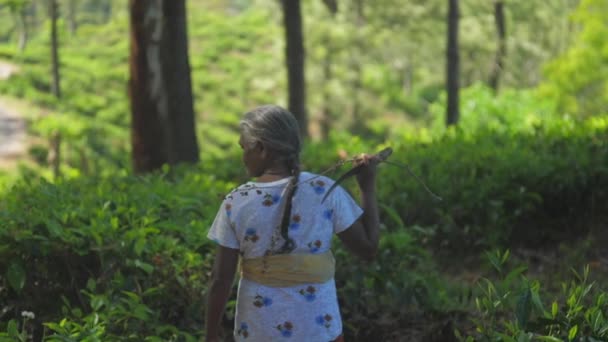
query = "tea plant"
(461, 251, 608, 341)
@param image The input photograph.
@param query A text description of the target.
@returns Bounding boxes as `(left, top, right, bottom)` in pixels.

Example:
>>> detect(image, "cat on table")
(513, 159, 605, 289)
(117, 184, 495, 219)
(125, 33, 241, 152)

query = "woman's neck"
(256, 165, 291, 183)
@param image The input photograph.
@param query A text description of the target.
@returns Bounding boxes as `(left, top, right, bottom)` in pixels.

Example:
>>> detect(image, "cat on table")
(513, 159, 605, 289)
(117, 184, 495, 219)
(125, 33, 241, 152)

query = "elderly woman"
(205, 105, 380, 342)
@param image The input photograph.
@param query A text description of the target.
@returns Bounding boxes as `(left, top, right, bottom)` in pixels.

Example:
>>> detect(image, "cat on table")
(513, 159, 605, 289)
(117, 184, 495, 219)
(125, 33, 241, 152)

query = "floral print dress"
(208, 172, 363, 341)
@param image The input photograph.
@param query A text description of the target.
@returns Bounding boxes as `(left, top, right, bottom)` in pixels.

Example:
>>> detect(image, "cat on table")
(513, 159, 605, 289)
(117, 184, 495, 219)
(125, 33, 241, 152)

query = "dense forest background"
(0, 0, 606, 341)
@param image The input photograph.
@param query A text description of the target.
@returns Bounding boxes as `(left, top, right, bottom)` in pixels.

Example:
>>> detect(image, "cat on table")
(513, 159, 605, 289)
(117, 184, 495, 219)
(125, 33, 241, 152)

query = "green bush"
(0, 163, 456, 340)
(297, 115, 608, 250)
(460, 251, 608, 341)
(429, 83, 559, 135)
(0, 2, 606, 340)
(335, 230, 460, 339)
(539, 0, 608, 118)
(0, 167, 235, 340)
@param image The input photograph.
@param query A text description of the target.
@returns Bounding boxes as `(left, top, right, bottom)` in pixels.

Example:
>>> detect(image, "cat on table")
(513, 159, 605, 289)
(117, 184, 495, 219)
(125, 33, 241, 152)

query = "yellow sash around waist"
(240, 251, 335, 287)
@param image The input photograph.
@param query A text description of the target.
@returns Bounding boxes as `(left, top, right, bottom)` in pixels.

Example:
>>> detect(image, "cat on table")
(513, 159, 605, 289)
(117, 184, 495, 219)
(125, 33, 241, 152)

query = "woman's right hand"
(337, 152, 381, 261)
(353, 153, 379, 191)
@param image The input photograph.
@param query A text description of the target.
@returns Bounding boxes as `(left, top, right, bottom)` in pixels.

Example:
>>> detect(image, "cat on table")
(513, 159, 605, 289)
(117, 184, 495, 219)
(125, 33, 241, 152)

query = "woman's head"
(240, 105, 301, 254)
(239, 105, 301, 177)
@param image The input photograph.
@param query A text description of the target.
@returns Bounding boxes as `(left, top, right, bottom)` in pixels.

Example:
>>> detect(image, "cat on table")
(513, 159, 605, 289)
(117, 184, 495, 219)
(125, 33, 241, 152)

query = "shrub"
(460, 251, 608, 341)
(0, 166, 234, 340)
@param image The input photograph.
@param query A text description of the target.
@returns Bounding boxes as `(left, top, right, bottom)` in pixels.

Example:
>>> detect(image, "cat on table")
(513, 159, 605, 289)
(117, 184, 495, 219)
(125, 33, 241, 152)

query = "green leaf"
(86, 278, 97, 291)
(134, 238, 146, 256)
(46, 219, 62, 237)
(43, 322, 63, 333)
(516, 287, 532, 329)
(145, 337, 164, 342)
(536, 337, 562, 342)
(487, 250, 503, 273)
(182, 334, 198, 342)
(516, 331, 532, 342)
(111, 216, 119, 230)
(133, 304, 150, 321)
(530, 287, 544, 314)
(568, 325, 578, 341)
(135, 260, 154, 274)
(552, 301, 558, 318)
(6, 261, 26, 292)
(504, 265, 528, 288)
(91, 296, 105, 311)
(501, 249, 510, 263)
(122, 291, 141, 302)
(71, 308, 82, 318)
(495, 333, 516, 342)
(379, 203, 405, 230)
(7, 320, 19, 338)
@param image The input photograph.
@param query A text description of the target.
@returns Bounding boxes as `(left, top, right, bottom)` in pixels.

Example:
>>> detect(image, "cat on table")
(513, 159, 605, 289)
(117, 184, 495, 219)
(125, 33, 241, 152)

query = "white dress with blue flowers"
(207, 172, 363, 342)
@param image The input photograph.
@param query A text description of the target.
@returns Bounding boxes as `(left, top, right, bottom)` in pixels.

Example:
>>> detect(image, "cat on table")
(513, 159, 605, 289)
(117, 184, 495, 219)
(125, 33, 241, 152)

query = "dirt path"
(0, 61, 27, 169)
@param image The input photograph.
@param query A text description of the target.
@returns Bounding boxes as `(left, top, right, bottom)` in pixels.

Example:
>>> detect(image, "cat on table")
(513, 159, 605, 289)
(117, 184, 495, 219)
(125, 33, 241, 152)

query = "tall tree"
(350, 0, 365, 134)
(0, 0, 30, 51)
(319, 0, 337, 140)
(49, 0, 60, 98)
(321, 0, 337, 14)
(446, 0, 460, 126)
(17, 2, 27, 51)
(489, 0, 506, 92)
(281, 0, 308, 138)
(128, 0, 199, 173)
(66, 0, 77, 35)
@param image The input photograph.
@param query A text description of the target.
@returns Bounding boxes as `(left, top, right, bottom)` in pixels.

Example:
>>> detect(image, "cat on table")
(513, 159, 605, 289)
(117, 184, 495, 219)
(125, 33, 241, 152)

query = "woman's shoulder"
(298, 171, 336, 186)
(222, 177, 292, 208)
(297, 171, 341, 199)
(221, 182, 259, 203)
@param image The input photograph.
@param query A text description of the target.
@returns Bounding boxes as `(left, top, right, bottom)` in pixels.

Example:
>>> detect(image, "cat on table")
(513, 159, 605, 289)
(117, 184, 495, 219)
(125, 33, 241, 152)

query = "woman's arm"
(337, 154, 380, 261)
(205, 245, 239, 341)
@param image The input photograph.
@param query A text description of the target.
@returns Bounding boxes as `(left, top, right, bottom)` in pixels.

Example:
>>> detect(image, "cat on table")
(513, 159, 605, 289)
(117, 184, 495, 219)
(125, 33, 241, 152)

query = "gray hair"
(240, 105, 302, 254)
(239, 105, 301, 166)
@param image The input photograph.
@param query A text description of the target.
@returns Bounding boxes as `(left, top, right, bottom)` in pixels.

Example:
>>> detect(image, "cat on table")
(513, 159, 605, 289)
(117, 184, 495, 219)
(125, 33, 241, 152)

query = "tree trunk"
(67, 0, 77, 36)
(104, 1, 112, 22)
(320, 36, 333, 141)
(321, 0, 337, 14)
(18, 6, 28, 52)
(281, 0, 308, 138)
(161, 0, 199, 164)
(49, 0, 61, 98)
(489, 0, 506, 92)
(320, 0, 338, 141)
(129, 0, 166, 172)
(350, 0, 365, 134)
(47, 130, 61, 180)
(446, 0, 460, 126)
(27, 0, 39, 31)
(128, 0, 199, 174)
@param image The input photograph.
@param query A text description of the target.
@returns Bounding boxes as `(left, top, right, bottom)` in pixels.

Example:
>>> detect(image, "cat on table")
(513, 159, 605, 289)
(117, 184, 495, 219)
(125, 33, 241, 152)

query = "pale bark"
(129, 0, 167, 172)
(129, 0, 199, 173)
(17, 6, 28, 52)
(67, 0, 77, 35)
